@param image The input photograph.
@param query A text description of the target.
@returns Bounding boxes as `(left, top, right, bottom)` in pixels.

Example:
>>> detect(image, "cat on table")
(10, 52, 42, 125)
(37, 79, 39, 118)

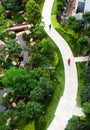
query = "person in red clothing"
(67, 58, 71, 65)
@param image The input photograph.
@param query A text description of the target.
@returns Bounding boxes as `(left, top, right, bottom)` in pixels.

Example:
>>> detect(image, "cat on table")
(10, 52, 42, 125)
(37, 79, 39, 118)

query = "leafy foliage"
(32, 23, 47, 40)
(2, 0, 25, 12)
(65, 115, 86, 130)
(25, 101, 43, 120)
(29, 86, 45, 102)
(81, 65, 90, 84)
(80, 85, 90, 104)
(25, 0, 41, 25)
(77, 37, 88, 55)
(1, 67, 37, 95)
(39, 77, 54, 97)
(83, 12, 90, 24)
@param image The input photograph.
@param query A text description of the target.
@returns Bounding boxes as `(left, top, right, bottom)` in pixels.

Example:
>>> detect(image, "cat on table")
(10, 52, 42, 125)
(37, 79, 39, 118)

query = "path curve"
(42, 0, 84, 130)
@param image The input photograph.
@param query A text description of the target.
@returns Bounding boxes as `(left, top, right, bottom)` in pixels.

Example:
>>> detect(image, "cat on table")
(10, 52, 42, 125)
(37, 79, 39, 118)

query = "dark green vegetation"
(1, 0, 41, 27)
(0, 0, 64, 130)
(35, 49, 64, 130)
(76, 63, 85, 106)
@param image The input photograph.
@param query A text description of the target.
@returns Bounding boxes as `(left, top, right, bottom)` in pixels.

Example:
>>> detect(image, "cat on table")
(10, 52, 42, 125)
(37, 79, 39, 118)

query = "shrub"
(12, 14, 24, 23)
(9, 33, 16, 39)
(23, 32, 31, 42)
(80, 85, 90, 104)
(24, 121, 35, 130)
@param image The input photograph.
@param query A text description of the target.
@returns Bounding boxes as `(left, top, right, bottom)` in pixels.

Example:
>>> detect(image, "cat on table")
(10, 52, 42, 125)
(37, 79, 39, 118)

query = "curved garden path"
(42, 0, 84, 130)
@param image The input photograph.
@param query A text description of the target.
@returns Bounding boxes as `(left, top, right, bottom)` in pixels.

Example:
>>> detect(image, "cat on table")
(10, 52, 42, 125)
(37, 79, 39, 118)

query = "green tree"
(32, 38, 56, 65)
(68, 16, 85, 34)
(0, 13, 9, 32)
(15, 100, 25, 118)
(32, 23, 47, 40)
(65, 115, 86, 130)
(2, 91, 14, 109)
(65, 103, 90, 130)
(80, 85, 90, 104)
(0, 39, 22, 69)
(34, 0, 42, 4)
(1, 67, 37, 95)
(83, 12, 90, 30)
(2, 0, 25, 12)
(29, 86, 44, 102)
(4, 109, 19, 129)
(83, 102, 90, 128)
(30, 67, 45, 80)
(25, 0, 41, 25)
(3, 39, 22, 66)
(82, 65, 90, 84)
(77, 37, 88, 55)
(25, 101, 43, 120)
(0, 113, 10, 130)
(0, 5, 6, 18)
(39, 77, 54, 97)
(30, 52, 48, 68)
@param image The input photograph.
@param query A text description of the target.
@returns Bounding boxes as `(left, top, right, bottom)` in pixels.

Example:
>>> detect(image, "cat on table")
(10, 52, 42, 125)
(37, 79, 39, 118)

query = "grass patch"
(51, 15, 60, 28)
(36, 41, 64, 130)
(40, 0, 45, 12)
(51, 0, 58, 15)
(24, 121, 35, 130)
(76, 62, 86, 107)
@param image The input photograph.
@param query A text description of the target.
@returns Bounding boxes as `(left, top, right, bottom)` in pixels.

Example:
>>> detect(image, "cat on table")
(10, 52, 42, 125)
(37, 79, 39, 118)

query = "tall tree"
(25, 101, 43, 120)
(25, 0, 41, 25)
(1, 67, 37, 95)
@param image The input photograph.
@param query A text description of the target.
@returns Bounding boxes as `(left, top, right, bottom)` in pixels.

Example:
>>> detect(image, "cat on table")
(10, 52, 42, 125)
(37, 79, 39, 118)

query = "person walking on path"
(49, 24, 51, 30)
(67, 58, 71, 65)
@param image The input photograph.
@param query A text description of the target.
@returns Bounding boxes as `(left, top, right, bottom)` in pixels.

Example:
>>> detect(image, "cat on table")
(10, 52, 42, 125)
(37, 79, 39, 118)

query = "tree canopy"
(1, 67, 37, 95)
(25, 0, 41, 25)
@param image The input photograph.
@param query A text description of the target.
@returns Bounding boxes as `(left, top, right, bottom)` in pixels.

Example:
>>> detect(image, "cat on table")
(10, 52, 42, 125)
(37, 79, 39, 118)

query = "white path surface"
(16, 32, 29, 64)
(74, 56, 90, 62)
(42, 0, 84, 130)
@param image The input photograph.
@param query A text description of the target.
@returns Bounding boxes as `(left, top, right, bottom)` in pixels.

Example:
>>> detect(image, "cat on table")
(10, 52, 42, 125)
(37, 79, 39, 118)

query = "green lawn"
(76, 63, 86, 107)
(51, 0, 58, 15)
(40, 0, 45, 12)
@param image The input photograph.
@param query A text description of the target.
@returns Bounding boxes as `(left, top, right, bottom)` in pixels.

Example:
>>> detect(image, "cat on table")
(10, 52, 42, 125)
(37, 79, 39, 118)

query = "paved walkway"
(74, 56, 90, 62)
(16, 32, 29, 64)
(42, 0, 84, 130)
(9, 24, 32, 31)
